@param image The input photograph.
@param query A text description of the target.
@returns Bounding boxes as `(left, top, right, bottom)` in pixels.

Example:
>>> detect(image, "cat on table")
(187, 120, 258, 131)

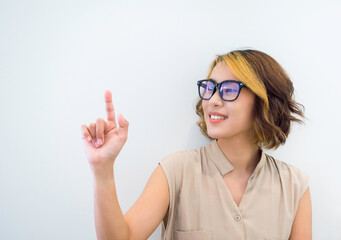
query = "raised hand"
(81, 90, 129, 174)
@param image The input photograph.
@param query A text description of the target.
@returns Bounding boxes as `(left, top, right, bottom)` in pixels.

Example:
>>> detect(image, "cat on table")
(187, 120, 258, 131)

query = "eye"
(225, 88, 232, 92)
(224, 88, 237, 93)
(201, 82, 214, 90)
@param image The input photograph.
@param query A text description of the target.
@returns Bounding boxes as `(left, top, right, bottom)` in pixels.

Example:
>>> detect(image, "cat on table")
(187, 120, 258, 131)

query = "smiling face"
(202, 61, 257, 141)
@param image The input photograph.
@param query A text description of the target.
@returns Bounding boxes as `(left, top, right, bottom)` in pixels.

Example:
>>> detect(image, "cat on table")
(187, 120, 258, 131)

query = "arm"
(92, 164, 169, 240)
(289, 187, 312, 240)
(124, 164, 169, 240)
(93, 173, 130, 240)
(81, 90, 169, 240)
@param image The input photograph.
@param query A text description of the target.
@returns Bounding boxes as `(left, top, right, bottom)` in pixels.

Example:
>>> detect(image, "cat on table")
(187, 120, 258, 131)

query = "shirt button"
(234, 214, 241, 222)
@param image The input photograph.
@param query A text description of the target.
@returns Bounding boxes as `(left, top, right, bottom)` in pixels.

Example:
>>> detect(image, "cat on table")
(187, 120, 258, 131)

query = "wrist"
(91, 165, 114, 183)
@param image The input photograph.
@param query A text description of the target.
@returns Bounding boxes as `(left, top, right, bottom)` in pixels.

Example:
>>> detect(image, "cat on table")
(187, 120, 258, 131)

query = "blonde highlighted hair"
(196, 49, 305, 149)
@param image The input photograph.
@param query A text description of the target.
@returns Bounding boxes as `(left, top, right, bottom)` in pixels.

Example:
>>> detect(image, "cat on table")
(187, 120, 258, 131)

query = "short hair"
(195, 49, 305, 150)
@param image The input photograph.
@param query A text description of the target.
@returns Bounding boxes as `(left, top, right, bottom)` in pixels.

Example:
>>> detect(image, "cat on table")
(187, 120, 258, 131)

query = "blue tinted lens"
(199, 81, 215, 99)
(220, 82, 240, 100)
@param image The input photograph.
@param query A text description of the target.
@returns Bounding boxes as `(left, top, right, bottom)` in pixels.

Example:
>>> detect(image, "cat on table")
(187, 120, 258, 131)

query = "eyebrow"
(209, 78, 238, 83)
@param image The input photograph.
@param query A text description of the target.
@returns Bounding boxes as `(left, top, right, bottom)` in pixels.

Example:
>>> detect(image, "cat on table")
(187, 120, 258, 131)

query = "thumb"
(117, 113, 129, 129)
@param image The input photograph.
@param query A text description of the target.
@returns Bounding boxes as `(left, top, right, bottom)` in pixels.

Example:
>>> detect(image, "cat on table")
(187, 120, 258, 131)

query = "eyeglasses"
(197, 79, 247, 101)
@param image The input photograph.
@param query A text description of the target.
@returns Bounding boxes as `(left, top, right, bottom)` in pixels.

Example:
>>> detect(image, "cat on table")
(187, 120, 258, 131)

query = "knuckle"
(96, 118, 104, 123)
(106, 105, 114, 111)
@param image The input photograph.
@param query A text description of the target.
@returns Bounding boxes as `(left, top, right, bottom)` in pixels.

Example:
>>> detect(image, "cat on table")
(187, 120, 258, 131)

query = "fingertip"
(105, 90, 112, 101)
(92, 139, 96, 148)
(82, 134, 91, 142)
(97, 138, 103, 147)
(123, 114, 129, 124)
(81, 125, 92, 142)
(118, 113, 128, 128)
(118, 113, 123, 122)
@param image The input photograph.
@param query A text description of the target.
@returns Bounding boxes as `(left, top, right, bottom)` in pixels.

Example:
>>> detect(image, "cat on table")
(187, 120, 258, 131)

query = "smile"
(209, 115, 228, 120)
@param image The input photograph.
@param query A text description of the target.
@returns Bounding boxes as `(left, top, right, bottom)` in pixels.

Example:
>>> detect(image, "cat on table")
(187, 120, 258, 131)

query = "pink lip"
(208, 111, 228, 124)
(208, 111, 228, 117)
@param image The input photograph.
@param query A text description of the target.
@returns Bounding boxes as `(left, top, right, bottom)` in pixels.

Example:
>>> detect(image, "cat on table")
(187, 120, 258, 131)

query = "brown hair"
(195, 49, 305, 149)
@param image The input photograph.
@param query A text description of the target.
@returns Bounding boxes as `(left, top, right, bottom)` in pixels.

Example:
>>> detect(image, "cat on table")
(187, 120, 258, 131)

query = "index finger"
(104, 90, 116, 126)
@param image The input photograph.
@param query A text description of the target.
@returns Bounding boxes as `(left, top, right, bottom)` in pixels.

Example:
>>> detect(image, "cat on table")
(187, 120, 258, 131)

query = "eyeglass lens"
(199, 80, 240, 101)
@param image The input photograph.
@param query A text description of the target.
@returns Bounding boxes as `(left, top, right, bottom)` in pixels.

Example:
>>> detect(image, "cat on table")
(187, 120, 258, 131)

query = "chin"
(206, 123, 242, 140)
(207, 130, 229, 140)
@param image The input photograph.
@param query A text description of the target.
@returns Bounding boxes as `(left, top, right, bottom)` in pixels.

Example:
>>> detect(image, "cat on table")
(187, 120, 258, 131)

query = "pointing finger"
(104, 90, 117, 128)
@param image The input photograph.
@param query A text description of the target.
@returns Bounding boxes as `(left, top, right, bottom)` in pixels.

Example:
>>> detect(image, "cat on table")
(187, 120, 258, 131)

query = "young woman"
(81, 49, 312, 240)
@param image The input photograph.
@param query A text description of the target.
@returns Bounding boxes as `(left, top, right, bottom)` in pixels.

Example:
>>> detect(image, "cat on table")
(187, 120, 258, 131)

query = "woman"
(81, 49, 312, 240)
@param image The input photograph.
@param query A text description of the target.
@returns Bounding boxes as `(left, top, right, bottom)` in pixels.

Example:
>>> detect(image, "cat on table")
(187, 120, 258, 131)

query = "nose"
(209, 88, 223, 106)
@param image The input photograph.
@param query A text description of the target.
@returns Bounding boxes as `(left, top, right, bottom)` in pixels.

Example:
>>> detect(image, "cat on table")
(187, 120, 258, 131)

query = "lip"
(208, 111, 228, 117)
(208, 111, 228, 124)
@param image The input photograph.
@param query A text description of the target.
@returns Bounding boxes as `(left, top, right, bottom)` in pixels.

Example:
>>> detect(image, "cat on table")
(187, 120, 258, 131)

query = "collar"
(205, 139, 267, 176)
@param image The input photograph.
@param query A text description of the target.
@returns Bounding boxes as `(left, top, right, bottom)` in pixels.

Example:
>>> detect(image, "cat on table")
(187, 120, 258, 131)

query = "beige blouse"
(158, 140, 309, 240)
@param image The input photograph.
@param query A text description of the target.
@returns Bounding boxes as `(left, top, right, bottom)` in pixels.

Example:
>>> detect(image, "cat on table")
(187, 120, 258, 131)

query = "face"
(202, 62, 257, 141)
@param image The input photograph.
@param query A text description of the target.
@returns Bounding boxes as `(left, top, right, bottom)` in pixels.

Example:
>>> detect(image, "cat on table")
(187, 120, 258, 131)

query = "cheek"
(239, 110, 254, 126)
(202, 101, 208, 115)
(230, 100, 255, 125)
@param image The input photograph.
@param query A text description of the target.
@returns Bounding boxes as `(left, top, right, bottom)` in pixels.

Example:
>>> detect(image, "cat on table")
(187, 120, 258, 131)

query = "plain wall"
(1, 0, 340, 239)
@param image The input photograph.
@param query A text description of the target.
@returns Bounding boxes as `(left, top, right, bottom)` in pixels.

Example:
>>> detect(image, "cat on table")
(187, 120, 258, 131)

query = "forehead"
(210, 61, 239, 82)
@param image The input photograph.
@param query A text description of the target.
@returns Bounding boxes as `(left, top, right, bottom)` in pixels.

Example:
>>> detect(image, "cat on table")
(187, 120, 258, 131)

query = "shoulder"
(158, 146, 204, 187)
(159, 148, 199, 172)
(266, 154, 310, 200)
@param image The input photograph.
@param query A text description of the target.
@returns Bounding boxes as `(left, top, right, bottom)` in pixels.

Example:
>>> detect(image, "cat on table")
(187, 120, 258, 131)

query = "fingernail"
(87, 136, 91, 142)
(97, 139, 102, 146)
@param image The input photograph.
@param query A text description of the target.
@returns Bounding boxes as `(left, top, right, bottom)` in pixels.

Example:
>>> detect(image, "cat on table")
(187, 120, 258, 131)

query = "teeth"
(210, 115, 227, 120)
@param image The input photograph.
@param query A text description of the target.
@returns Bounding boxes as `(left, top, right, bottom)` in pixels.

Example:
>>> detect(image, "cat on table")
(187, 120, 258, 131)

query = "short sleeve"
(158, 151, 185, 195)
(158, 151, 187, 239)
(274, 159, 310, 219)
(285, 164, 310, 219)
(157, 150, 197, 239)
(298, 169, 310, 200)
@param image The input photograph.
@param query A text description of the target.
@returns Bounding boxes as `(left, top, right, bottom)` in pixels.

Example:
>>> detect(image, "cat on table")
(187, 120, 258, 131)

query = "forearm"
(93, 172, 130, 240)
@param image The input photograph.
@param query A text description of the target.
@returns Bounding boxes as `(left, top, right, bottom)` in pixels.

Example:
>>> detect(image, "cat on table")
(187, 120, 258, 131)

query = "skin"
(81, 63, 311, 239)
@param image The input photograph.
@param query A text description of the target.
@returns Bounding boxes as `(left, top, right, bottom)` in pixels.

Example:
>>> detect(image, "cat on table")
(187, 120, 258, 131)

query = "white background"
(1, 0, 340, 239)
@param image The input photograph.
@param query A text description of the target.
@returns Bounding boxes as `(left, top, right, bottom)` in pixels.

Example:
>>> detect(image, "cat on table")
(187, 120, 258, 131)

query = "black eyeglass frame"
(197, 79, 248, 102)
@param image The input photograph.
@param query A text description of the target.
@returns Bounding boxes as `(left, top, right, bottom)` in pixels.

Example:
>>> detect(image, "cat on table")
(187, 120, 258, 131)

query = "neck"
(217, 135, 261, 174)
